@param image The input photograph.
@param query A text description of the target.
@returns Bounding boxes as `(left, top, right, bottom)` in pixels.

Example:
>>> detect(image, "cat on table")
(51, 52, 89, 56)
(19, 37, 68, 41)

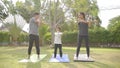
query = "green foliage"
(39, 24, 51, 45)
(16, 0, 41, 23)
(62, 31, 77, 44)
(0, 31, 28, 43)
(2, 0, 17, 15)
(62, 26, 120, 46)
(0, 0, 8, 19)
(64, 0, 89, 16)
(108, 16, 120, 43)
(61, 22, 77, 32)
(16, 1, 36, 23)
(108, 16, 120, 31)
(44, 32, 51, 44)
(89, 0, 99, 16)
(5, 23, 21, 43)
(0, 31, 10, 43)
(89, 27, 109, 43)
(18, 33, 28, 42)
(0, 25, 120, 47)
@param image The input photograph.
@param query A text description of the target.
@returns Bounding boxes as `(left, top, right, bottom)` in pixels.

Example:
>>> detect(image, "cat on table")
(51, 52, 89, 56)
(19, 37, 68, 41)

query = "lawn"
(0, 46, 120, 68)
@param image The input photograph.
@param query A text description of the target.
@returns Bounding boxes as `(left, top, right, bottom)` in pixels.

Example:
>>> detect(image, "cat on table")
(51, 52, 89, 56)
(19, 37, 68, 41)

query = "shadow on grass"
(26, 62, 41, 68)
(81, 61, 114, 68)
(63, 63, 77, 68)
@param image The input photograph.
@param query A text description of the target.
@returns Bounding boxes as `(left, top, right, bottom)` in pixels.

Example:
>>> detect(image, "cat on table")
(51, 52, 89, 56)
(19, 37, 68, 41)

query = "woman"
(76, 12, 90, 59)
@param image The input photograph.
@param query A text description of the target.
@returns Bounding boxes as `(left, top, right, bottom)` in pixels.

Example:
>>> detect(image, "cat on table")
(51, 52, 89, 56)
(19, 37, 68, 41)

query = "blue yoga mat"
(49, 54, 70, 62)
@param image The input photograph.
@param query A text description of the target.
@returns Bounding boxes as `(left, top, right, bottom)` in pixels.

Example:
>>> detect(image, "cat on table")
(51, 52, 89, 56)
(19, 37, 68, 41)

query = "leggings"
(76, 35, 90, 57)
(54, 44, 63, 58)
(28, 34, 40, 55)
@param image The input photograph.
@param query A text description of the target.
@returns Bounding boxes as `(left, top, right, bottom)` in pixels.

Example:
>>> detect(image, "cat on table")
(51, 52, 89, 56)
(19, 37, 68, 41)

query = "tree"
(39, 23, 50, 46)
(63, 0, 101, 28)
(5, 23, 21, 45)
(16, 1, 36, 23)
(108, 16, 120, 43)
(40, 0, 65, 46)
(16, 0, 42, 23)
(16, 0, 51, 46)
(2, 0, 21, 45)
(0, 0, 8, 22)
(108, 16, 120, 31)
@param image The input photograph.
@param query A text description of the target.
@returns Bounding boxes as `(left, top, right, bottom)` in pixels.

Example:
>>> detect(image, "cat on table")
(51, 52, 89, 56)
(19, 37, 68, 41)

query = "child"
(54, 27, 63, 58)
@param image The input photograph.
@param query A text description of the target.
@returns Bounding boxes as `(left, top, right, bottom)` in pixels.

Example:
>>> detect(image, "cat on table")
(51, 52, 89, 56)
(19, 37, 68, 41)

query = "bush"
(44, 32, 51, 44)
(89, 28, 110, 44)
(0, 26, 120, 47)
(62, 31, 77, 44)
(18, 33, 28, 43)
(0, 31, 10, 43)
(0, 31, 29, 45)
(62, 27, 120, 47)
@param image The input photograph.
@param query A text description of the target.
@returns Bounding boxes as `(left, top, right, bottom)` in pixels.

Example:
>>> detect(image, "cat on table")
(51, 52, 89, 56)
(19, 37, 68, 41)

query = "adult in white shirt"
(54, 27, 63, 58)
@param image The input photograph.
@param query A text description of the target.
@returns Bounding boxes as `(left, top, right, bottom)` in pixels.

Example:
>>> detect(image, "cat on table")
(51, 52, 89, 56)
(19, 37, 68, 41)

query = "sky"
(97, 0, 120, 28)
(2, 0, 120, 29)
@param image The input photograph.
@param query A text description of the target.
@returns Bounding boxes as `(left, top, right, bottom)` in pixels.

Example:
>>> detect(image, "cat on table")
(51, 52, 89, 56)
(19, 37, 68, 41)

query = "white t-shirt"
(54, 32, 63, 44)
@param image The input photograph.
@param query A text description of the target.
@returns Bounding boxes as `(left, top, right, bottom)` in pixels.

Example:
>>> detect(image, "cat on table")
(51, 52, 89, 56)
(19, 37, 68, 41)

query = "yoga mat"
(49, 54, 70, 62)
(74, 54, 94, 62)
(19, 54, 47, 63)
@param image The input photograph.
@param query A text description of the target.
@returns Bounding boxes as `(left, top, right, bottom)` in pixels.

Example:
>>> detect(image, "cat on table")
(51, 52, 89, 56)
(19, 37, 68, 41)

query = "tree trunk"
(13, 15, 18, 45)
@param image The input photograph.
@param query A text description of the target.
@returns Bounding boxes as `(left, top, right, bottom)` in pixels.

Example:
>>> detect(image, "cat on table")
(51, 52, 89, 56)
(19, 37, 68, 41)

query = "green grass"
(0, 46, 120, 68)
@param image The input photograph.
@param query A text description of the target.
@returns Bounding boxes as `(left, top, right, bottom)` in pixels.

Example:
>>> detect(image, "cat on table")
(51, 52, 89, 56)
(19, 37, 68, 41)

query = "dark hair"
(79, 12, 85, 19)
(33, 12, 40, 16)
(56, 26, 61, 31)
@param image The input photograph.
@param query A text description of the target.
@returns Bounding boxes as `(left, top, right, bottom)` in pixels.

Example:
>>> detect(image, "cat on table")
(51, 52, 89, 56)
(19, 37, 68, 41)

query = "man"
(28, 13, 41, 59)
(76, 12, 90, 59)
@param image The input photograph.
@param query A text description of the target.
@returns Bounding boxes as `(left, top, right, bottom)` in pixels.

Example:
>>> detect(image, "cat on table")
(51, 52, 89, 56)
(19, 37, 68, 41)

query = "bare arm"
(78, 19, 89, 24)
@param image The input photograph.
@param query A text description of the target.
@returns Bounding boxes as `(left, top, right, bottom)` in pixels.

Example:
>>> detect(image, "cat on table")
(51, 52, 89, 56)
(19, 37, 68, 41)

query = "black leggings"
(76, 35, 90, 57)
(54, 44, 63, 58)
(28, 34, 40, 55)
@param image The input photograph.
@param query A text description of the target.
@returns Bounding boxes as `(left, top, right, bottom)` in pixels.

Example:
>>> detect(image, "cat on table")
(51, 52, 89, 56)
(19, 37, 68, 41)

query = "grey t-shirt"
(78, 22, 88, 36)
(29, 17, 39, 35)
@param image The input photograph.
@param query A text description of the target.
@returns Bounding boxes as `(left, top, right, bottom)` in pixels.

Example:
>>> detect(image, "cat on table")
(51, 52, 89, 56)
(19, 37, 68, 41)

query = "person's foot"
(54, 55, 56, 58)
(38, 55, 40, 60)
(28, 55, 30, 59)
(74, 57, 78, 60)
(87, 57, 90, 60)
(60, 56, 62, 59)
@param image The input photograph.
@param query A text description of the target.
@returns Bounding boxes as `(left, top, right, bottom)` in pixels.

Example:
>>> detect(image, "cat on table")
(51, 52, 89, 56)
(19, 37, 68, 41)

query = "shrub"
(0, 31, 10, 43)
(62, 31, 77, 44)
(18, 32, 28, 43)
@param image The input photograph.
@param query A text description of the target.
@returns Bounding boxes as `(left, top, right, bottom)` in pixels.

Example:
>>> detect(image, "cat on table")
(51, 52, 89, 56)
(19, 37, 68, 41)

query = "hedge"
(0, 28, 120, 47)
(0, 31, 28, 44)
(0, 31, 10, 43)
(62, 31, 77, 44)
(18, 33, 29, 43)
